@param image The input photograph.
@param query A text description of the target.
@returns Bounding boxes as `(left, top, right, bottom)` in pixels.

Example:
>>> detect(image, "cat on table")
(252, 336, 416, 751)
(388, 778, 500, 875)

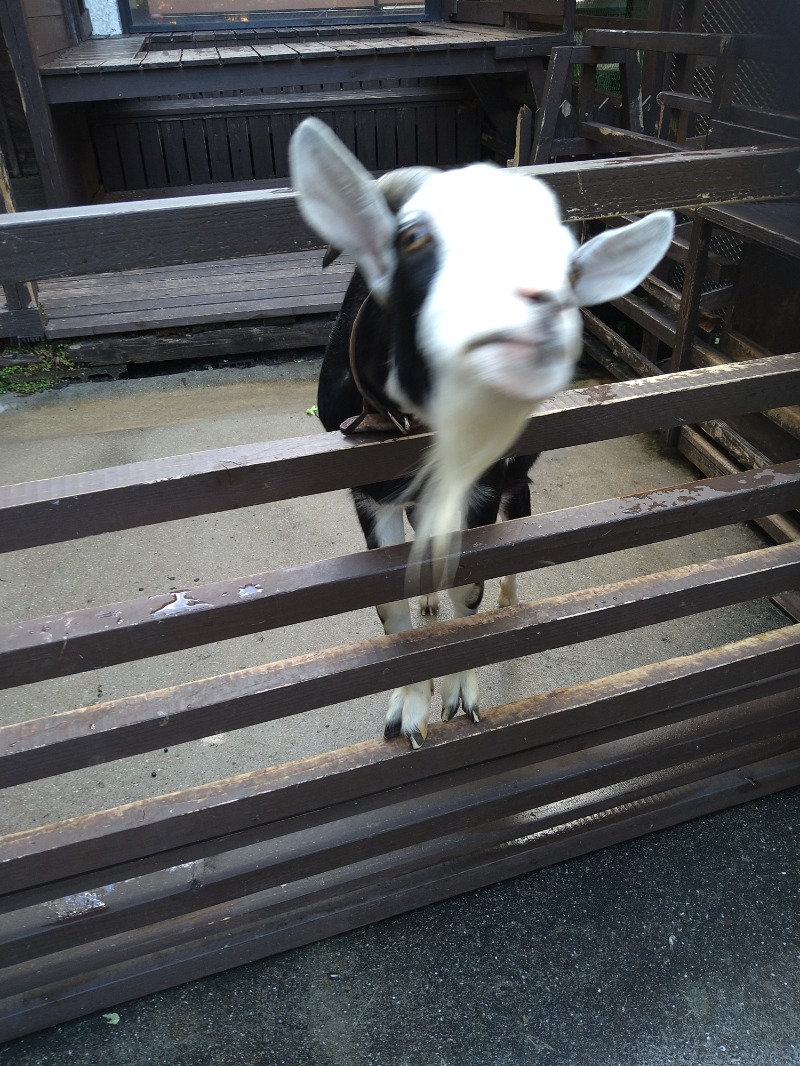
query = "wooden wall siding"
(89, 88, 483, 193)
(20, 0, 73, 64)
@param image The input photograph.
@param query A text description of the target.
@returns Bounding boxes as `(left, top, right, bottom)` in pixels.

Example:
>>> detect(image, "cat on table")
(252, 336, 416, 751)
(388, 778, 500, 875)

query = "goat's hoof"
(384, 682, 431, 749)
(419, 593, 440, 617)
(441, 670, 480, 724)
(383, 719, 402, 741)
(407, 728, 426, 750)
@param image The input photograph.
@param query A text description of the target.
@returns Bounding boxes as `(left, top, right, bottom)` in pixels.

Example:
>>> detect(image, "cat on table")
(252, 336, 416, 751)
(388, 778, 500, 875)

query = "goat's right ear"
(569, 210, 675, 308)
(290, 118, 397, 303)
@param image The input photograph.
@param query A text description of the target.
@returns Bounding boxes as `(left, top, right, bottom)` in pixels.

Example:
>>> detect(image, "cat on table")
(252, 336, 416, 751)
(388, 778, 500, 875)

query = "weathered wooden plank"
(1, 145, 797, 282)
(1, 540, 798, 796)
(579, 121, 686, 154)
(2, 685, 797, 973)
(62, 319, 334, 366)
(1, 743, 796, 1043)
(2, 355, 799, 553)
(2, 627, 798, 907)
(2, 460, 799, 694)
(0, 307, 46, 339)
(96, 86, 467, 120)
(581, 29, 777, 61)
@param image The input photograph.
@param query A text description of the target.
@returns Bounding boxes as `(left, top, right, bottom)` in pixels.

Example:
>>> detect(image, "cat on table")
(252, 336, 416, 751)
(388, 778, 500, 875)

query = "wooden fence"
(1, 145, 799, 1040)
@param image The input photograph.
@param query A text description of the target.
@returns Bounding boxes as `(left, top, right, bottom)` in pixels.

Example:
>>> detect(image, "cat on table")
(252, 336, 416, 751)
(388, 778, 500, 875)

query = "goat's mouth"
(463, 333, 574, 402)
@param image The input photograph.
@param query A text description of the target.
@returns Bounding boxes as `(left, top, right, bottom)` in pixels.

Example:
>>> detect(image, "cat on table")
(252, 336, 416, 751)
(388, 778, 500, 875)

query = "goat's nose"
(517, 288, 559, 308)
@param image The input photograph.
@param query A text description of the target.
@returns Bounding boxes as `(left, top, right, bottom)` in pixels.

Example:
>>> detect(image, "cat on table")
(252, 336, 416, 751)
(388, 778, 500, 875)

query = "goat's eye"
(398, 222, 432, 254)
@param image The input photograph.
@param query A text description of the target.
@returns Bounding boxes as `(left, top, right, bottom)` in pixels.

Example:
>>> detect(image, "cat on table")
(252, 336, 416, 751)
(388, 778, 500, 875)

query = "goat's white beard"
(405, 369, 537, 594)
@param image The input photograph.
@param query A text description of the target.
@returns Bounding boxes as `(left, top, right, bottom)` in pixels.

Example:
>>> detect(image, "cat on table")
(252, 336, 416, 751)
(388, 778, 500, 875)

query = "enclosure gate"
(1, 146, 799, 1040)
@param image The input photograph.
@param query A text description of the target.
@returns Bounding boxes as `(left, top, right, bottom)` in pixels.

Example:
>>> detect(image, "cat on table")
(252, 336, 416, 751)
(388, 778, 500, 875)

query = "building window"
(121, 0, 429, 32)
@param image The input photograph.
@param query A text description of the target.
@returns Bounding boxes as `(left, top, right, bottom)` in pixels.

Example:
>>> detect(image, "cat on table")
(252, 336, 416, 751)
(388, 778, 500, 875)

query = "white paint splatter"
(152, 590, 213, 618)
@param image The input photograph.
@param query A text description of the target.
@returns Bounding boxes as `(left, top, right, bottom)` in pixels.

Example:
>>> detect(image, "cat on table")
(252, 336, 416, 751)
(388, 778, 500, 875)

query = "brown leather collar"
(340, 296, 425, 436)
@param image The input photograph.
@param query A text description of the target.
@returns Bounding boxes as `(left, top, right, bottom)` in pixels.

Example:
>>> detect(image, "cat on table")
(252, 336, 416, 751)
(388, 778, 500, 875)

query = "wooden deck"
(40, 23, 565, 103)
(38, 248, 352, 340)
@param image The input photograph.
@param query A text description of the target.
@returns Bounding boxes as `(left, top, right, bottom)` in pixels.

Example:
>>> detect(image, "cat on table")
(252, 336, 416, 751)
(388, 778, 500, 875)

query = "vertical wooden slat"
(269, 111, 294, 177)
(116, 123, 146, 192)
(435, 102, 457, 165)
(204, 116, 233, 182)
(396, 105, 417, 164)
(354, 108, 378, 170)
(249, 114, 275, 178)
(226, 115, 253, 181)
(137, 121, 168, 189)
(183, 117, 211, 184)
(160, 119, 191, 187)
(531, 45, 574, 164)
(375, 107, 397, 170)
(416, 106, 437, 164)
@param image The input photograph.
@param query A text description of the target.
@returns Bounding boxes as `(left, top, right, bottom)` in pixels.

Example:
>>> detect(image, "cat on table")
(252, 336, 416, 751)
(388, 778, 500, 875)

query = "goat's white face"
(399, 165, 582, 405)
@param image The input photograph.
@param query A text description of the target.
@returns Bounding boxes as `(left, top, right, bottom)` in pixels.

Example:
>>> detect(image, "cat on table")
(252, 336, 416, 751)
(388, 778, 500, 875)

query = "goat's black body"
(318, 269, 538, 552)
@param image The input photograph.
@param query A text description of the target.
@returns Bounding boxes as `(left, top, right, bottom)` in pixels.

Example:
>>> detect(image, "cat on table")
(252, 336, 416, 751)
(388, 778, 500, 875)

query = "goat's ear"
(569, 210, 675, 307)
(290, 117, 397, 303)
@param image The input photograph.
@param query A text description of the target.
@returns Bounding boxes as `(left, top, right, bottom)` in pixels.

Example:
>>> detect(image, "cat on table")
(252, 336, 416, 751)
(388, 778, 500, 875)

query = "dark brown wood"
(582, 309, 662, 377)
(530, 44, 573, 164)
(3, 459, 799, 698)
(2, 683, 797, 971)
(3, 595, 799, 907)
(62, 318, 333, 366)
(2, 537, 799, 814)
(698, 204, 800, 260)
(0, 0, 74, 205)
(40, 26, 566, 106)
(581, 29, 777, 61)
(656, 94, 800, 140)
(669, 216, 713, 374)
(1, 743, 796, 1043)
(579, 121, 686, 154)
(1, 145, 798, 284)
(3, 355, 800, 553)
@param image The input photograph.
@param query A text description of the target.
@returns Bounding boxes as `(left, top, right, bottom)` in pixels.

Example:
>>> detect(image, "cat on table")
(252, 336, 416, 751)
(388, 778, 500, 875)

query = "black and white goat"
(290, 117, 674, 749)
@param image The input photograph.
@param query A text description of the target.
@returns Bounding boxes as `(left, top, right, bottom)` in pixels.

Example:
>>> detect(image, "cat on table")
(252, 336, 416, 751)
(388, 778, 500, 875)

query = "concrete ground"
(0, 357, 797, 1065)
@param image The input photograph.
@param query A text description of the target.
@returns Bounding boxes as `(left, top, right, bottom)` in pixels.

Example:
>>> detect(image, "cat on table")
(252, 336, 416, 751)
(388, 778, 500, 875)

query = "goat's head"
(290, 118, 675, 578)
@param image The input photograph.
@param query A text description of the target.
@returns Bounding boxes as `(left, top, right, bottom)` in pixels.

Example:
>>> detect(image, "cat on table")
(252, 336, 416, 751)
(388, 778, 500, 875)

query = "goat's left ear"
(570, 211, 675, 307)
(290, 117, 397, 303)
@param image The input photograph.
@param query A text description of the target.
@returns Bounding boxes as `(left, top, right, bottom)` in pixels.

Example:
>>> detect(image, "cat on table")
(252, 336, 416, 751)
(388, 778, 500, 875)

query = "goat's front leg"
(377, 598, 433, 748)
(441, 581, 483, 724)
(353, 492, 432, 748)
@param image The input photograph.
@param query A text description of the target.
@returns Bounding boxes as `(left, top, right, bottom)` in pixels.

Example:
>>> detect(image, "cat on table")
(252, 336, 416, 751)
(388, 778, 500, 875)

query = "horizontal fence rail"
(0, 145, 797, 282)
(3, 353, 799, 552)
(2, 539, 799, 792)
(2, 458, 799, 693)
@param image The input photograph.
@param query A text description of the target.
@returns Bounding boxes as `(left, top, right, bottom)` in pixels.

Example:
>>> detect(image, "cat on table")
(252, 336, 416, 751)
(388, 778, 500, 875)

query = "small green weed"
(0, 342, 77, 395)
